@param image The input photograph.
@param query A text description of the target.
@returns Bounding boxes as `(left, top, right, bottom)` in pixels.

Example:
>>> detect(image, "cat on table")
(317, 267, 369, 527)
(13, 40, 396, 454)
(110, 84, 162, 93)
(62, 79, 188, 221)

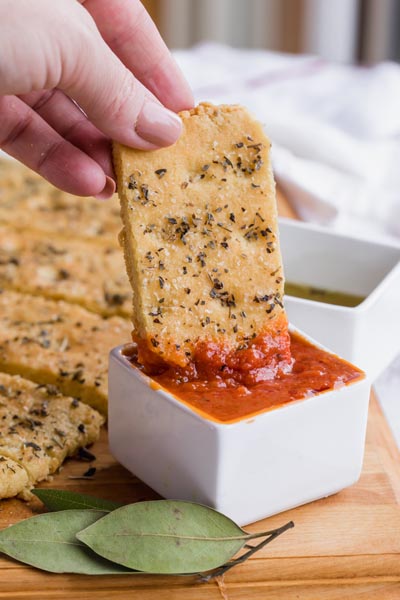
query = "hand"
(0, 0, 194, 198)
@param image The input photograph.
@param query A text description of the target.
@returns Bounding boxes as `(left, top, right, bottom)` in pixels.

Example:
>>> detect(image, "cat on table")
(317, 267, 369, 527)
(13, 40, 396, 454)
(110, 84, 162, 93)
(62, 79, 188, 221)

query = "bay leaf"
(77, 500, 248, 574)
(33, 488, 122, 512)
(0, 509, 134, 574)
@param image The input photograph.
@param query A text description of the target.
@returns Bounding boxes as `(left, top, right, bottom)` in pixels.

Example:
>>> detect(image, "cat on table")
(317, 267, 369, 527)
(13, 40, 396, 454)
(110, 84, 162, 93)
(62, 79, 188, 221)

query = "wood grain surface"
(1, 191, 399, 599)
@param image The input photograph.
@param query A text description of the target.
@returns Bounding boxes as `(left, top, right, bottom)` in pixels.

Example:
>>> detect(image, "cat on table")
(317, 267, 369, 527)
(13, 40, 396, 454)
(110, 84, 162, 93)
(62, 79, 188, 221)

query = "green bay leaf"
(33, 488, 122, 512)
(0, 509, 134, 574)
(77, 500, 247, 574)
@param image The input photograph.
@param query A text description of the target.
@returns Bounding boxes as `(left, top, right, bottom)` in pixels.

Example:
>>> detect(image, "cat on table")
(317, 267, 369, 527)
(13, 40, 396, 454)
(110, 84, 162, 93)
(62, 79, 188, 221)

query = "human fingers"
(58, 16, 183, 150)
(19, 89, 114, 178)
(82, 0, 194, 112)
(0, 0, 182, 149)
(0, 94, 114, 198)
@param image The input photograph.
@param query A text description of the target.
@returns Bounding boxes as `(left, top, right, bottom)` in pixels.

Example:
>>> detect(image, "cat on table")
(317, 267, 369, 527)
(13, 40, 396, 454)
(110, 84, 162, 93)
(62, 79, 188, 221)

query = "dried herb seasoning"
(77, 447, 96, 462)
(82, 466, 96, 477)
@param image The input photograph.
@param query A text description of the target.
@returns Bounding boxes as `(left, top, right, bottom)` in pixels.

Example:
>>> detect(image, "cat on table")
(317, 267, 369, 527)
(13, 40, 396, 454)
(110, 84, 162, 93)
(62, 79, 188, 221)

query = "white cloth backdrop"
(174, 43, 400, 445)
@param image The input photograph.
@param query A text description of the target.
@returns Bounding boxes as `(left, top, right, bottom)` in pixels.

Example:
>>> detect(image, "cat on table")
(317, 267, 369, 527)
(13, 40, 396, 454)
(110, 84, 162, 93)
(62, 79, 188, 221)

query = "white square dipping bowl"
(280, 218, 400, 380)
(108, 329, 370, 525)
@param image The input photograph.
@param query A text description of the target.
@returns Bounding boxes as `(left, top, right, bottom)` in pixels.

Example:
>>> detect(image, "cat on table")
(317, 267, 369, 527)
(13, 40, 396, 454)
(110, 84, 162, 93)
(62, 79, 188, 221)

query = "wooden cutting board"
(1, 194, 400, 599)
(1, 395, 399, 599)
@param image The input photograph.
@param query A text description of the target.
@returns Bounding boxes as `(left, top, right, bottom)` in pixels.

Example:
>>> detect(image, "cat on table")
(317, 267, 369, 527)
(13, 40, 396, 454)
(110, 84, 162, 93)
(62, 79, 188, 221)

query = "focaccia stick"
(0, 373, 103, 500)
(114, 103, 290, 372)
(0, 290, 131, 414)
(0, 159, 121, 245)
(0, 224, 131, 317)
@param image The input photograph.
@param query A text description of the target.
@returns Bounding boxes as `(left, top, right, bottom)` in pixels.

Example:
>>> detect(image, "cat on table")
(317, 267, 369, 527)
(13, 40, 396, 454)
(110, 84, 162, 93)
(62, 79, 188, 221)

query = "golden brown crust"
(0, 224, 131, 317)
(0, 290, 131, 414)
(0, 372, 104, 500)
(114, 103, 287, 367)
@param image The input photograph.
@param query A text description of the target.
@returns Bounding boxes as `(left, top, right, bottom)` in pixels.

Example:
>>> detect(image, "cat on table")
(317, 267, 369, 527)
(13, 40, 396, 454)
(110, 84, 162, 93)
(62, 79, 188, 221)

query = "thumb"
(58, 18, 182, 149)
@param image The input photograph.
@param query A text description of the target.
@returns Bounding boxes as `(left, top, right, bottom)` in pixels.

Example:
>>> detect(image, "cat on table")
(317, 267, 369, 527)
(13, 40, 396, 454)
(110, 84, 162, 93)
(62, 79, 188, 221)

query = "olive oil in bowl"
(285, 282, 365, 308)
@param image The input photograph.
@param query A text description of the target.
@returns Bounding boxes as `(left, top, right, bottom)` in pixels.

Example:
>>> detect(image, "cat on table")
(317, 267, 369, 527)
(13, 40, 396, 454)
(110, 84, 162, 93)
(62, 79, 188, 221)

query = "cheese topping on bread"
(0, 373, 103, 500)
(114, 103, 290, 373)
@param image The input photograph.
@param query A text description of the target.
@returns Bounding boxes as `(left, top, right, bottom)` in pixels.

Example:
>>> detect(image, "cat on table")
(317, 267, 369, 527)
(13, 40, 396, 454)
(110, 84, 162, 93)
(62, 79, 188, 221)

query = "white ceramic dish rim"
(279, 217, 400, 314)
(111, 325, 366, 429)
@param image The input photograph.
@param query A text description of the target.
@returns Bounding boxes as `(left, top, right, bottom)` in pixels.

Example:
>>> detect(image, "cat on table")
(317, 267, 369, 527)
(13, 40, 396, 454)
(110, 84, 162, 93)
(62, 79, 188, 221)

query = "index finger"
(82, 0, 194, 112)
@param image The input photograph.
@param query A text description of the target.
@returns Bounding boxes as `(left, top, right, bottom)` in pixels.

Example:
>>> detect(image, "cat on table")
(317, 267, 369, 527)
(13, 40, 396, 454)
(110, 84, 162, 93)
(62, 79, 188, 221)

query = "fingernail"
(136, 100, 182, 146)
(94, 176, 116, 200)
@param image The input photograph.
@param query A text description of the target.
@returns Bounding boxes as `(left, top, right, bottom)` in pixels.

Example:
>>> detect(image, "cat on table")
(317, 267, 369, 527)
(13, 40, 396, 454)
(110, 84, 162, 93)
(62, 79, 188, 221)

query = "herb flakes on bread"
(114, 103, 290, 374)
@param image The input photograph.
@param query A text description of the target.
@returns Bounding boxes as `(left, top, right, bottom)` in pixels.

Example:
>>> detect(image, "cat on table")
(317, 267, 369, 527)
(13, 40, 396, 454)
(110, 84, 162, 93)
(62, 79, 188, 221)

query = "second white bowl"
(280, 218, 400, 380)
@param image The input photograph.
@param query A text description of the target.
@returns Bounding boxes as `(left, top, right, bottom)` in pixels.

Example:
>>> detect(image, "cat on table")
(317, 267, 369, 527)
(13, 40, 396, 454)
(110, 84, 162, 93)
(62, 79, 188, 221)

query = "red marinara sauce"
(126, 331, 364, 424)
